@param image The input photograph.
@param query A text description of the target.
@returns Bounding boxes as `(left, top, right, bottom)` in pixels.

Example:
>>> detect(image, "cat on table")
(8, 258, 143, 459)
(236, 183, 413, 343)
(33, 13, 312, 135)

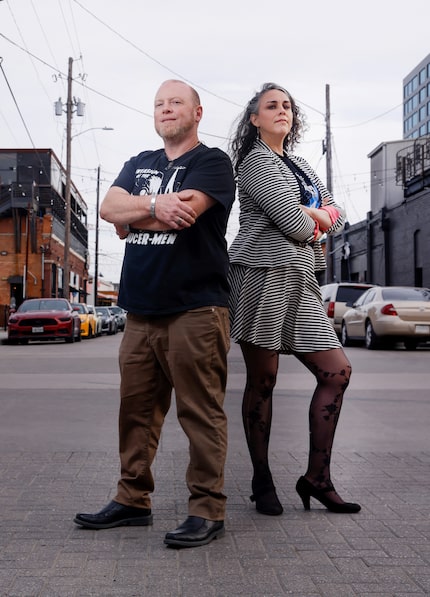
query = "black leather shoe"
(164, 516, 224, 548)
(73, 500, 153, 529)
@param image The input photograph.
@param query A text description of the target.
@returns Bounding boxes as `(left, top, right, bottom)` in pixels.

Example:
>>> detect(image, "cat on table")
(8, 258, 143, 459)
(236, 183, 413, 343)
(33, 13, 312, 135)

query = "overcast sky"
(1, 0, 429, 282)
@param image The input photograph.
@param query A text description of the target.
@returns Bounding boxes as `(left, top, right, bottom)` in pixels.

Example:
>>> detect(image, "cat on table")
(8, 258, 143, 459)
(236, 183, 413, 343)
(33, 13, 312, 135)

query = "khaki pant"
(115, 306, 230, 521)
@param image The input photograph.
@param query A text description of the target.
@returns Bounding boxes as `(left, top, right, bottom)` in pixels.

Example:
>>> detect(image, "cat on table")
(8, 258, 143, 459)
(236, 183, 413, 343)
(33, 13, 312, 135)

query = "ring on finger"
(176, 217, 182, 225)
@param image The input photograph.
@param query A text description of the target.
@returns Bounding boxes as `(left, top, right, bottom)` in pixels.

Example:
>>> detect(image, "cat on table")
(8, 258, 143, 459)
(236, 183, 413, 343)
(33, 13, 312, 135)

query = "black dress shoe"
(164, 516, 224, 548)
(73, 500, 153, 529)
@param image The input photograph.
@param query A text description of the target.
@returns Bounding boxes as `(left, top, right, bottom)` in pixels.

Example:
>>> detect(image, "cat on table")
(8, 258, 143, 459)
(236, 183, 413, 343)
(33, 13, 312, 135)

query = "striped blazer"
(228, 139, 344, 271)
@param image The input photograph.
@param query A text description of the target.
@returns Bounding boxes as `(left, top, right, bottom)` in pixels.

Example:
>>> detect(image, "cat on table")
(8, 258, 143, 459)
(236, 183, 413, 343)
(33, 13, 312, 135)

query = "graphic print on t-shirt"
(127, 166, 188, 246)
(133, 166, 186, 196)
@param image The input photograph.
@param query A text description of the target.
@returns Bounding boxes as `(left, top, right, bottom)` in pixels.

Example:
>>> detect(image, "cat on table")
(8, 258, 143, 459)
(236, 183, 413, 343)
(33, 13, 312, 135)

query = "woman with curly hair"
(228, 83, 361, 516)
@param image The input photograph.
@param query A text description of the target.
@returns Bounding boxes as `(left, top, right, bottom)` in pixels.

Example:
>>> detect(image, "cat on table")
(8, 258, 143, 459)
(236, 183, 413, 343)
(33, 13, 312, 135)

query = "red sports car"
(7, 298, 82, 344)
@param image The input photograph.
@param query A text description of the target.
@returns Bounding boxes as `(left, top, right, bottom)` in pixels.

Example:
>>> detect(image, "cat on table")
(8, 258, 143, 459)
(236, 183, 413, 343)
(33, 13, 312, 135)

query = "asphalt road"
(1, 331, 429, 454)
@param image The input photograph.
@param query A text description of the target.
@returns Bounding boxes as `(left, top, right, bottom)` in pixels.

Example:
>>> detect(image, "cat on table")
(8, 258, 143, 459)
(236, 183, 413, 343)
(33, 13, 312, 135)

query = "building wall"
(333, 186, 430, 288)
(369, 140, 413, 213)
(403, 53, 430, 139)
(0, 149, 90, 323)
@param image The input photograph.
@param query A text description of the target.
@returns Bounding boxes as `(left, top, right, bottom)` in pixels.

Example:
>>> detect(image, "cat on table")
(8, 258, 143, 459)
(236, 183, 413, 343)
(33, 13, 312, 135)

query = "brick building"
(0, 148, 89, 326)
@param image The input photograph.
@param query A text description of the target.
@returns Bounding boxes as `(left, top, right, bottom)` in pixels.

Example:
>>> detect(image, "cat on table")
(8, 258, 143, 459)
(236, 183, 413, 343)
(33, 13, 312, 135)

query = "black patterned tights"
(240, 342, 352, 504)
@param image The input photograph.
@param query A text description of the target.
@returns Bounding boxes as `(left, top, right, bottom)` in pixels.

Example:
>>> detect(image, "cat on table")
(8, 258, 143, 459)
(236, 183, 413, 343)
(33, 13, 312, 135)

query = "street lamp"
(72, 126, 114, 140)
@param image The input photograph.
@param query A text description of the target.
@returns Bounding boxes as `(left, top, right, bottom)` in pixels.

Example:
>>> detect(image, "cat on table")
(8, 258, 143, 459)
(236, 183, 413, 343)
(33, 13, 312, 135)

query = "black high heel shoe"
(296, 476, 361, 514)
(250, 482, 284, 516)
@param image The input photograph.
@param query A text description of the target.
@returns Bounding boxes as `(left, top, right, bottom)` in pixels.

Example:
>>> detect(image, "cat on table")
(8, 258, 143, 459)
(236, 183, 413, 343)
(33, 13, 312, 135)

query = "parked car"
(71, 303, 97, 339)
(341, 285, 430, 350)
(7, 298, 82, 344)
(95, 306, 118, 335)
(320, 282, 375, 335)
(109, 305, 126, 331)
(86, 304, 102, 337)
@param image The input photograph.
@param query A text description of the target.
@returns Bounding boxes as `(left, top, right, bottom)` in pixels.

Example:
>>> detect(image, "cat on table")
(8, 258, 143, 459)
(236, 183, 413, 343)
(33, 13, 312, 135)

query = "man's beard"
(156, 121, 194, 141)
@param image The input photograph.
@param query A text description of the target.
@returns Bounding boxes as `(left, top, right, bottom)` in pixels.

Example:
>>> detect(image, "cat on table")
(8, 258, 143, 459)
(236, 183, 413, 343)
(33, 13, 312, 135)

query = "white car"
(320, 282, 374, 335)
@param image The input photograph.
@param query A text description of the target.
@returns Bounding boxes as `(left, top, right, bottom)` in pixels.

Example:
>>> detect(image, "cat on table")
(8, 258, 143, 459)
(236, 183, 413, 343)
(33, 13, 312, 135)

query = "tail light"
(327, 301, 335, 318)
(381, 303, 398, 316)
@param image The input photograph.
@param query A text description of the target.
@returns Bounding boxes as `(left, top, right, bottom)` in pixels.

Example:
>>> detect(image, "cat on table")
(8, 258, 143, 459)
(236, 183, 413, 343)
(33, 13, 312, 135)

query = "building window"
(419, 105, 427, 121)
(419, 68, 427, 85)
(419, 124, 427, 136)
(419, 87, 427, 103)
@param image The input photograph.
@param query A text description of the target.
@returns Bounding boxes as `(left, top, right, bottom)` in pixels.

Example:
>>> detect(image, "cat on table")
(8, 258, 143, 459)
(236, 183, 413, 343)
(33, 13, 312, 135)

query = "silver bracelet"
(150, 192, 157, 218)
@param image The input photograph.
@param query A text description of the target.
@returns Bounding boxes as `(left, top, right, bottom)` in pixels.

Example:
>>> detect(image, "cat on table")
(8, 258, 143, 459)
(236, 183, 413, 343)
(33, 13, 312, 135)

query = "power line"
(334, 103, 402, 129)
(71, 0, 244, 109)
(0, 33, 229, 140)
(0, 58, 36, 147)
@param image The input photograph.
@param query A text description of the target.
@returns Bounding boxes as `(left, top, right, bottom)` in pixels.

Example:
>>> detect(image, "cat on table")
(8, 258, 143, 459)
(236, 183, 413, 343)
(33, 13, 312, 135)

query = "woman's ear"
(250, 113, 259, 128)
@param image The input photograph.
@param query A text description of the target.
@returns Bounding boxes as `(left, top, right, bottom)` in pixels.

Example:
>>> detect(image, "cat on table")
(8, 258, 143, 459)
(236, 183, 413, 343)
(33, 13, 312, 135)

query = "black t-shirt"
(113, 143, 236, 316)
(282, 155, 321, 208)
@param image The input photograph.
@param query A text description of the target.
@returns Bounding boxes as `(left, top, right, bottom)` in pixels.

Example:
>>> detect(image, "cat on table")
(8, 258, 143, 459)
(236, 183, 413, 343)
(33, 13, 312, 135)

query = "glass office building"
(403, 53, 430, 139)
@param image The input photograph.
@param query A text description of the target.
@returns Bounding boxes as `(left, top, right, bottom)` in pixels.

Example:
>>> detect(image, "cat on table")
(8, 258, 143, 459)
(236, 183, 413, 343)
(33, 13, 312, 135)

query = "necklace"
(165, 141, 201, 169)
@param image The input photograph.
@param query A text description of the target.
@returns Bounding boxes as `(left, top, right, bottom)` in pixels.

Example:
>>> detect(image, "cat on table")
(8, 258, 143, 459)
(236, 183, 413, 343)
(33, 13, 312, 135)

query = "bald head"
(154, 80, 202, 143)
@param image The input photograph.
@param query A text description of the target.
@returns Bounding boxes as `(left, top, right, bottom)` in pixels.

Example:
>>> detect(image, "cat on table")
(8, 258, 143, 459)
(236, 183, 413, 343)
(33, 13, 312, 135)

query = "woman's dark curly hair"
(229, 82, 306, 173)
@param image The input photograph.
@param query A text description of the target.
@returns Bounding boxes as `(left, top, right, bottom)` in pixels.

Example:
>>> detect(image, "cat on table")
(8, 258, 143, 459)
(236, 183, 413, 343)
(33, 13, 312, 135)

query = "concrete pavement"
(0, 329, 430, 596)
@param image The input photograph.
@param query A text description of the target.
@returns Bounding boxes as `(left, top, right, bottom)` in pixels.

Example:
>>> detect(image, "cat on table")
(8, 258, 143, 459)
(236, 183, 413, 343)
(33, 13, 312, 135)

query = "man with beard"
(73, 80, 235, 548)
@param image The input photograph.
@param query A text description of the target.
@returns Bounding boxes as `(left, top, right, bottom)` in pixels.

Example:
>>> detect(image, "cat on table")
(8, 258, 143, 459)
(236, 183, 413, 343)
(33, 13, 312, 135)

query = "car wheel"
(404, 339, 418, 350)
(65, 331, 75, 343)
(341, 322, 351, 347)
(365, 320, 379, 350)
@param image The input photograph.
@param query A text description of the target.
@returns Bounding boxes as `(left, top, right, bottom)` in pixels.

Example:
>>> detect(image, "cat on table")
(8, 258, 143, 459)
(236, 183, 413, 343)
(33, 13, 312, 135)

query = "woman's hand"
(300, 205, 332, 231)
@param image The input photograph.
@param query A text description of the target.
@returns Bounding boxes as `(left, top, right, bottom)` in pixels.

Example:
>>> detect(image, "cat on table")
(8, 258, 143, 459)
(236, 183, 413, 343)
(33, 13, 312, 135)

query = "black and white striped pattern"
(228, 258, 341, 354)
(228, 140, 343, 353)
(229, 140, 345, 271)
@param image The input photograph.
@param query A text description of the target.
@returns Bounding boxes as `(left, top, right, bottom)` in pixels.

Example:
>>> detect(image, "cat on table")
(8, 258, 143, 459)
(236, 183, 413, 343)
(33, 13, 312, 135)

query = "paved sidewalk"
(0, 331, 430, 596)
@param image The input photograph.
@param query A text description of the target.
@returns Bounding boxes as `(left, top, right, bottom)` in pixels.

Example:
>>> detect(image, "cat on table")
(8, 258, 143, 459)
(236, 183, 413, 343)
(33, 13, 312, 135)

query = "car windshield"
(19, 299, 69, 312)
(381, 288, 430, 301)
(73, 304, 85, 313)
(96, 308, 109, 315)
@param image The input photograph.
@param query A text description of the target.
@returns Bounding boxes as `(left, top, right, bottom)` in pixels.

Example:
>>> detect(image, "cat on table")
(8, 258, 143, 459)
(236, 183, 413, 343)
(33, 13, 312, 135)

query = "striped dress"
(228, 140, 343, 354)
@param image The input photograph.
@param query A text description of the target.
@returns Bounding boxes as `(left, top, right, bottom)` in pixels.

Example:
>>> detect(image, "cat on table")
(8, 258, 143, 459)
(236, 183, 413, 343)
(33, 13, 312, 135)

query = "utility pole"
(324, 83, 334, 283)
(64, 57, 73, 300)
(94, 165, 100, 306)
(55, 64, 111, 302)
(55, 58, 85, 300)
